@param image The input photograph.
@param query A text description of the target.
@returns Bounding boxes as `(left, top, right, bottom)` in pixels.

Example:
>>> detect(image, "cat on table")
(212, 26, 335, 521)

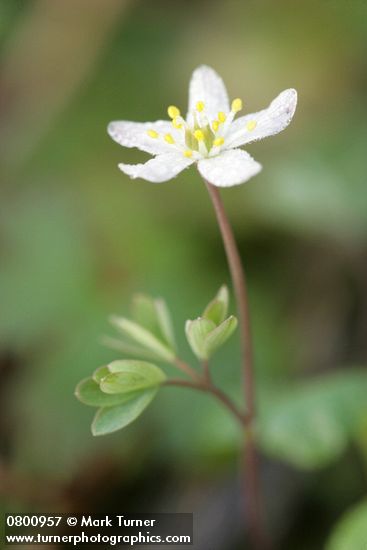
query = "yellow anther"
(213, 137, 224, 147)
(218, 111, 226, 123)
(212, 120, 219, 132)
(183, 150, 193, 158)
(172, 117, 182, 129)
(231, 98, 243, 113)
(196, 101, 205, 112)
(246, 120, 257, 131)
(147, 129, 159, 139)
(167, 105, 180, 119)
(194, 129, 205, 141)
(164, 133, 175, 144)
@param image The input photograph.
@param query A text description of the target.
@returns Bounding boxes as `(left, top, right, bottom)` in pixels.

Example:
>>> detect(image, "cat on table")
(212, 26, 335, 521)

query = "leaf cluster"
(75, 287, 238, 435)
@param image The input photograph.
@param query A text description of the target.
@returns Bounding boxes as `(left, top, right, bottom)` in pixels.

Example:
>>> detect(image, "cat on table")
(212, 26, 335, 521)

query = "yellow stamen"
(231, 98, 243, 113)
(218, 111, 226, 123)
(164, 133, 175, 144)
(196, 101, 205, 112)
(167, 105, 180, 119)
(147, 130, 159, 139)
(213, 137, 224, 147)
(212, 120, 219, 132)
(183, 150, 193, 158)
(172, 117, 182, 129)
(246, 120, 257, 131)
(194, 129, 205, 142)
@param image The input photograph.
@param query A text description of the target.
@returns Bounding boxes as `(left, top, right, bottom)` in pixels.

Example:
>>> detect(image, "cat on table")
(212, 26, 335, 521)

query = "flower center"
(147, 97, 246, 159)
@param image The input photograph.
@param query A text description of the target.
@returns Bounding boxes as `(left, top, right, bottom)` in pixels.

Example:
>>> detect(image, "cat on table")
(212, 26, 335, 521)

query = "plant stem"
(201, 359, 212, 384)
(204, 180, 269, 550)
(174, 357, 202, 382)
(204, 181, 255, 417)
(163, 377, 246, 427)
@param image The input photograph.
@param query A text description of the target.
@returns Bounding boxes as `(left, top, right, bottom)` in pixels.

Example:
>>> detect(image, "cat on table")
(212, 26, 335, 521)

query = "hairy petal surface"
(108, 120, 175, 155)
(225, 89, 297, 149)
(188, 65, 230, 120)
(198, 149, 262, 187)
(118, 153, 194, 183)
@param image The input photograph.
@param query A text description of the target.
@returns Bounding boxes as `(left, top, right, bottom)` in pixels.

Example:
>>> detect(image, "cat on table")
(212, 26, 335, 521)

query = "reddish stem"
(204, 180, 269, 550)
(163, 377, 246, 427)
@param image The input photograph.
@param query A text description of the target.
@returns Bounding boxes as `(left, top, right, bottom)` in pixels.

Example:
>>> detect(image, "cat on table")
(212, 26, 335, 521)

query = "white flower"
(108, 65, 297, 187)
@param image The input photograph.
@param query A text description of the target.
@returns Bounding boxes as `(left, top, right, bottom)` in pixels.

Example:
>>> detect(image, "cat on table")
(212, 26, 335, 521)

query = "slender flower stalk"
(205, 180, 269, 550)
(205, 181, 255, 418)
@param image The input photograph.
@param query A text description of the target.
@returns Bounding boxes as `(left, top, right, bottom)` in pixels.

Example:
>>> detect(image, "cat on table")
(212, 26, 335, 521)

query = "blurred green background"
(1, 1, 367, 548)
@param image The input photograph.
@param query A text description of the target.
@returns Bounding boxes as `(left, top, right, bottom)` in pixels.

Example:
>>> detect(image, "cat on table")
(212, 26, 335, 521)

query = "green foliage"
(258, 370, 367, 469)
(77, 285, 367, 474)
(92, 389, 158, 436)
(105, 295, 176, 363)
(185, 317, 216, 360)
(75, 377, 143, 407)
(202, 285, 229, 325)
(326, 499, 367, 550)
(100, 336, 161, 362)
(75, 359, 166, 435)
(132, 294, 176, 350)
(109, 315, 175, 363)
(185, 286, 237, 360)
(99, 360, 166, 394)
(204, 317, 238, 357)
(75, 287, 239, 435)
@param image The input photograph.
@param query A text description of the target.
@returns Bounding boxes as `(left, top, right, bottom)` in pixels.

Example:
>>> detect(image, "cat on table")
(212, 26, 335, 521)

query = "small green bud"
(203, 285, 229, 325)
(185, 314, 238, 360)
(185, 317, 216, 360)
(204, 315, 238, 357)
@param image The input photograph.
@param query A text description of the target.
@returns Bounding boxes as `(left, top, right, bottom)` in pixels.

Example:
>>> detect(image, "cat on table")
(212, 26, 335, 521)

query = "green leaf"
(132, 294, 159, 335)
(93, 361, 134, 384)
(110, 316, 175, 363)
(326, 499, 367, 550)
(260, 396, 346, 469)
(91, 388, 158, 436)
(93, 365, 111, 384)
(205, 315, 238, 356)
(101, 335, 163, 361)
(99, 360, 166, 394)
(154, 298, 176, 350)
(203, 285, 229, 325)
(259, 370, 367, 469)
(132, 294, 176, 351)
(185, 317, 216, 360)
(75, 378, 146, 408)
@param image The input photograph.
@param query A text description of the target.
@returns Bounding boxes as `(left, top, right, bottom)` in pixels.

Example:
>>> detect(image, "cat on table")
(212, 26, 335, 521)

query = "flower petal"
(188, 65, 230, 120)
(198, 149, 262, 187)
(118, 152, 194, 183)
(108, 120, 177, 155)
(225, 89, 297, 149)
